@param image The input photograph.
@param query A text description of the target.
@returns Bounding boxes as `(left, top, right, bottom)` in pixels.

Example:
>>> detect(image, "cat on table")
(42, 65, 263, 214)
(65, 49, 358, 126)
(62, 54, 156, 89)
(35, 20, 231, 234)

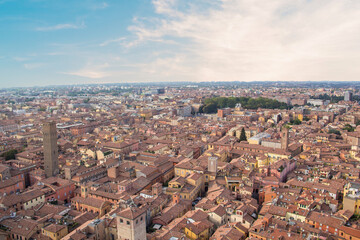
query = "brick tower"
(281, 127, 289, 151)
(43, 121, 59, 177)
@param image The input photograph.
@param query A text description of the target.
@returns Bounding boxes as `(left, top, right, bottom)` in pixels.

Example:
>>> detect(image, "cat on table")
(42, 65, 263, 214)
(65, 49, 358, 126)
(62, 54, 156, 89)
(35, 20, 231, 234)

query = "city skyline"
(0, 77, 360, 239)
(1, 0, 360, 88)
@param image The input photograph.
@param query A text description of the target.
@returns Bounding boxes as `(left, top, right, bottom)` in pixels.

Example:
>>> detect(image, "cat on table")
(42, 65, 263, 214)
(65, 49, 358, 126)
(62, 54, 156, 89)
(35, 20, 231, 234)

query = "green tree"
(293, 119, 302, 125)
(239, 128, 247, 142)
(218, 98, 228, 108)
(203, 102, 218, 113)
(0, 149, 18, 160)
(343, 124, 355, 132)
(227, 97, 237, 108)
(200, 96, 290, 113)
(198, 105, 204, 113)
(328, 129, 341, 135)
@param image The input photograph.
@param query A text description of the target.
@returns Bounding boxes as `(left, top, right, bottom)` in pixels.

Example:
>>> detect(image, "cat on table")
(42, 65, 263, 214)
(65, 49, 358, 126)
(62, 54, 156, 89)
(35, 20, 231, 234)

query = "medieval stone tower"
(281, 127, 289, 151)
(43, 121, 59, 177)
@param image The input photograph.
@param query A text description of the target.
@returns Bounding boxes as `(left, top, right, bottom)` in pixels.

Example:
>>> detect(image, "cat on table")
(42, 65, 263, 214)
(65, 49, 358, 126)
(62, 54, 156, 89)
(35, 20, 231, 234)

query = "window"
(127, 221, 130, 225)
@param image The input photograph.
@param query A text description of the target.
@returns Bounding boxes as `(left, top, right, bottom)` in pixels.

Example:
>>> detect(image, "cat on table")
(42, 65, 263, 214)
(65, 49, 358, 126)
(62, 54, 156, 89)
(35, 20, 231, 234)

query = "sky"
(1, 0, 360, 88)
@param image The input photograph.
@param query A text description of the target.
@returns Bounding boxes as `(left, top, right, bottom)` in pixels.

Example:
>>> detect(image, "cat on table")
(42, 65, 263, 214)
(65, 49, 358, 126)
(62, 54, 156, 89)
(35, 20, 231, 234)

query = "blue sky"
(1, 0, 360, 88)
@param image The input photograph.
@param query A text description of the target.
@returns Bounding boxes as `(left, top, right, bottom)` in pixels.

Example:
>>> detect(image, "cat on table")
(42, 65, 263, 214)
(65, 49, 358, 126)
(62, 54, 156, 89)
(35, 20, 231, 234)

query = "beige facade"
(24, 194, 45, 210)
(42, 224, 68, 240)
(117, 208, 147, 240)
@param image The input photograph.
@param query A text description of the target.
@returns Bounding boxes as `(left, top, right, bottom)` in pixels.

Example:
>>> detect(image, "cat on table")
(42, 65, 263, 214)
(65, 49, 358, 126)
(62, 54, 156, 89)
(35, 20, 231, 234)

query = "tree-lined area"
(311, 94, 360, 103)
(199, 97, 290, 113)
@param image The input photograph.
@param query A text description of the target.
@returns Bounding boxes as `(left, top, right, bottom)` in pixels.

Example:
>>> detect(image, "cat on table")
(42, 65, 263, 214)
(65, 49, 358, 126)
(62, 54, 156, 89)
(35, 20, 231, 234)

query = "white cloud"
(100, 37, 126, 47)
(152, 0, 178, 15)
(63, 63, 111, 79)
(24, 63, 43, 70)
(126, 0, 360, 82)
(65, 70, 109, 79)
(36, 22, 85, 31)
